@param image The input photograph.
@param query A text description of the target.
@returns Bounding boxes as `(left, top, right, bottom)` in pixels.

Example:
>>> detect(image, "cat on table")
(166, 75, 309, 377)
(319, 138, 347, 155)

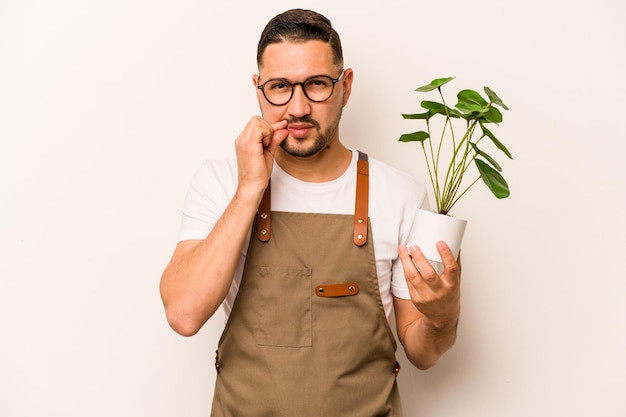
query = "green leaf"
(475, 159, 510, 198)
(399, 131, 430, 142)
(421, 100, 446, 112)
(402, 111, 432, 120)
(482, 106, 503, 123)
(470, 143, 502, 171)
(415, 77, 455, 92)
(460, 112, 480, 121)
(420, 101, 461, 118)
(448, 108, 463, 118)
(456, 89, 489, 113)
(485, 86, 509, 110)
(480, 123, 513, 159)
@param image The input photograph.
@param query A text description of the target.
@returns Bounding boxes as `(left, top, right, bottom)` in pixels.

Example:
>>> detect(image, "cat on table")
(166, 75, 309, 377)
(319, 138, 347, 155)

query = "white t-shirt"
(179, 149, 428, 319)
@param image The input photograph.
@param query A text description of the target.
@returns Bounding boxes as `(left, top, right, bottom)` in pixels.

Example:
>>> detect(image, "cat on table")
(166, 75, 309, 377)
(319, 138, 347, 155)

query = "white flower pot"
(410, 209, 467, 263)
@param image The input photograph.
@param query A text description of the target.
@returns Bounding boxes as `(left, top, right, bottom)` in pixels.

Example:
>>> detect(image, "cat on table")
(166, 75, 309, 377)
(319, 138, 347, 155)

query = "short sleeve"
(178, 159, 238, 242)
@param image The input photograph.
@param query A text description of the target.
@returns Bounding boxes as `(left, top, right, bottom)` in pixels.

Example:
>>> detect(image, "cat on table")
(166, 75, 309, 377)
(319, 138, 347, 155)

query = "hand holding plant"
(399, 77, 513, 215)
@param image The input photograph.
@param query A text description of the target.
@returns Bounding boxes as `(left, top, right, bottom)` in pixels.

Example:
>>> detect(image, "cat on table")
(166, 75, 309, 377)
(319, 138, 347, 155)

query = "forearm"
(395, 242, 462, 370)
(401, 315, 459, 370)
(160, 189, 261, 336)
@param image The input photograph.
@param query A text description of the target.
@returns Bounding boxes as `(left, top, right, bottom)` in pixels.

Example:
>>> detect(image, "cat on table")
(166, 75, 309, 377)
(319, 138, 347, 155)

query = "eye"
(305, 77, 332, 88)
(267, 80, 292, 91)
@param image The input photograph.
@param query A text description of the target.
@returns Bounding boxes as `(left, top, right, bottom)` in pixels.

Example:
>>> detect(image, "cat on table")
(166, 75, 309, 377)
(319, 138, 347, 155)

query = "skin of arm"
(394, 241, 461, 370)
(159, 117, 288, 337)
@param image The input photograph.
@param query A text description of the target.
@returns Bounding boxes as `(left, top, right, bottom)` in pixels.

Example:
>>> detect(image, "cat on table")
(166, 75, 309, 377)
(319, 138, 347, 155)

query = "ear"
(341, 68, 354, 107)
(252, 74, 263, 109)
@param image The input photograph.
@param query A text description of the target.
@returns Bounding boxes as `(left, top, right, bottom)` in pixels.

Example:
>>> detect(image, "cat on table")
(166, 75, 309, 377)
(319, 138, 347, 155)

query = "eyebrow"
(260, 72, 335, 83)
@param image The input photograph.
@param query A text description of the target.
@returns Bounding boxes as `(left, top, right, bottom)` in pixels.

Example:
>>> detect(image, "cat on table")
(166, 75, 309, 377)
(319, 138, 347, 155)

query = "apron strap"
(256, 151, 370, 245)
(353, 151, 369, 246)
(257, 180, 271, 242)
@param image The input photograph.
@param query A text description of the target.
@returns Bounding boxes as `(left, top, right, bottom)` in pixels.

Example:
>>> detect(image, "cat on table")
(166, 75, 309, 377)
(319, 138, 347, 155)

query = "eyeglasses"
(257, 70, 345, 106)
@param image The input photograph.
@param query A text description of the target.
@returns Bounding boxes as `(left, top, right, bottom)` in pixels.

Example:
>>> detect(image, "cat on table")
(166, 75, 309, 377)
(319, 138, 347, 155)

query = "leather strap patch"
(315, 282, 359, 297)
(257, 181, 271, 242)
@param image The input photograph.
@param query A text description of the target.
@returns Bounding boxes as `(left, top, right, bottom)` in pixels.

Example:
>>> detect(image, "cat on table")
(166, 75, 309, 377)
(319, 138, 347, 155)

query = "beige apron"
(211, 152, 402, 417)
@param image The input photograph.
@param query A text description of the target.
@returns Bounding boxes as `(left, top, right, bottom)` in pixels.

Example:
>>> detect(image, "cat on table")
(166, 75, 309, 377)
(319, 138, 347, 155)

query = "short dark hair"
(256, 9, 344, 69)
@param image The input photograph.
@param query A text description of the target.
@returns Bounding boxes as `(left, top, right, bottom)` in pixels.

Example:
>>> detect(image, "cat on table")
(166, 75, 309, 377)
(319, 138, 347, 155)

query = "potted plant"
(399, 76, 512, 262)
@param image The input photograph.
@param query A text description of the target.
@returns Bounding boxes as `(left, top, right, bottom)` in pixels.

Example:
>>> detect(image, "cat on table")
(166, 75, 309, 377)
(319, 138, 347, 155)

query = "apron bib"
(211, 153, 402, 417)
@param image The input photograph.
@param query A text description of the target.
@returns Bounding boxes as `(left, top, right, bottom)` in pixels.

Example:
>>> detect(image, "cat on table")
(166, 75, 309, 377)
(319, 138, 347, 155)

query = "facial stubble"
(280, 108, 343, 158)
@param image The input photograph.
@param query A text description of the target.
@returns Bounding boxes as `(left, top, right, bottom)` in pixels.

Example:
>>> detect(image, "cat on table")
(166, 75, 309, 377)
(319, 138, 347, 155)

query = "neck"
(275, 141, 352, 183)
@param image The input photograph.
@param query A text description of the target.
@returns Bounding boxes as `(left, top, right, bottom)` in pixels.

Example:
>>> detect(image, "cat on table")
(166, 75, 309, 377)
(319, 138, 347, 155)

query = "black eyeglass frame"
(257, 69, 345, 106)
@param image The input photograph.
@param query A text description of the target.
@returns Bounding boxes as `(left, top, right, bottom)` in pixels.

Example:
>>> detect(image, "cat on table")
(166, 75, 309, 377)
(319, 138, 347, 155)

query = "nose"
(286, 83, 312, 118)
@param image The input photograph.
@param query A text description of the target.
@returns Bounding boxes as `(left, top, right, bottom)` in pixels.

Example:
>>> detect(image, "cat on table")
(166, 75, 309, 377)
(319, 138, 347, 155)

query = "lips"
(288, 123, 314, 139)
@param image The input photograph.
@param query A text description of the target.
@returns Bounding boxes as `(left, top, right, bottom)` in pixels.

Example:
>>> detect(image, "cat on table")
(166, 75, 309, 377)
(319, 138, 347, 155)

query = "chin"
(281, 137, 324, 158)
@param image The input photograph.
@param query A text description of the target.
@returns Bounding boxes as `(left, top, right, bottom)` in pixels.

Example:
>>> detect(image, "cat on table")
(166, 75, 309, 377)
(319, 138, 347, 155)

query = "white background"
(1, 0, 625, 416)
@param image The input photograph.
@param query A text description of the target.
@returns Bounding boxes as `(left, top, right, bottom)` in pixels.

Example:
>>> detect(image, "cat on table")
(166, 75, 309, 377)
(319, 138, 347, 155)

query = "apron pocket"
(252, 266, 312, 347)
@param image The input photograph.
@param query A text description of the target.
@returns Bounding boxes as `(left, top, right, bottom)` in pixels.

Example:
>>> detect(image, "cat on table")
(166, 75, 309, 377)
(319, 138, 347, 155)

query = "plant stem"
(447, 176, 481, 211)
(422, 119, 441, 210)
(420, 140, 439, 210)
(440, 118, 478, 212)
(436, 87, 458, 213)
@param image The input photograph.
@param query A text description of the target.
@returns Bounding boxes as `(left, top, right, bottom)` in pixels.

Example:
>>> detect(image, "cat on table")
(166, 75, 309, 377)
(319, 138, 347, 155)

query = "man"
(160, 8, 461, 416)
